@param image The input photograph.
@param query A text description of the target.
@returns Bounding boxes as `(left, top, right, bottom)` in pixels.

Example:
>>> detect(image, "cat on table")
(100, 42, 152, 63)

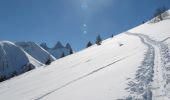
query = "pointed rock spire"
(53, 41, 64, 49)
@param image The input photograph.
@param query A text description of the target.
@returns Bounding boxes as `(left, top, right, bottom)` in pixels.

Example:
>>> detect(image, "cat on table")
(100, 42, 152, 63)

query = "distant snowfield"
(0, 11, 170, 100)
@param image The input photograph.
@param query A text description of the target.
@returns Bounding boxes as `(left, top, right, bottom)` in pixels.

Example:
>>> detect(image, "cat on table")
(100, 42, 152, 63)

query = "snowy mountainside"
(0, 41, 42, 81)
(16, 42, 56, 64)
(0, 10, 170, 100)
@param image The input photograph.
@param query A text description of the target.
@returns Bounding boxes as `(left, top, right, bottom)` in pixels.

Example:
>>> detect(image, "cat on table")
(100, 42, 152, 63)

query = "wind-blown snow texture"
(0, 10, 170, 100)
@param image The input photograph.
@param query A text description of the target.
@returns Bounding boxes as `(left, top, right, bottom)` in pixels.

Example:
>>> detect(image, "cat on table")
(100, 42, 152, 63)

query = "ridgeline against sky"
(0, 0, 170, 51)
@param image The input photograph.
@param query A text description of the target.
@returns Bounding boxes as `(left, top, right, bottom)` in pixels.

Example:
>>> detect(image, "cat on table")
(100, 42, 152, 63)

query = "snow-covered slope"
(16, 42, 56, 64)
(0, 10, 170, 100)
(0, 41, 42, 81)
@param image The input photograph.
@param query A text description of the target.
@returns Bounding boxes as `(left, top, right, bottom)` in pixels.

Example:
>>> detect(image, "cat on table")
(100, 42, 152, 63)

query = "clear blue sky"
(0, 0, 170, 51)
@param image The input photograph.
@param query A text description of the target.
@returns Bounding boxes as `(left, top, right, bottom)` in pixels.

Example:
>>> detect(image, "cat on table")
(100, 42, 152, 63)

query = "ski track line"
(152, 43, 166, 99)
(34, 57, 127, 100)
(124, 32, 155, 100)
(161, 37, 170, 42)
(134, 33, 170, 99)
(125, 32, 170, 100)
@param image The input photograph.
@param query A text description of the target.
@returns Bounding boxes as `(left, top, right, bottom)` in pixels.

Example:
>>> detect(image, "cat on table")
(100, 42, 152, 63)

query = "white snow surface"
(0, 10, 170, 100)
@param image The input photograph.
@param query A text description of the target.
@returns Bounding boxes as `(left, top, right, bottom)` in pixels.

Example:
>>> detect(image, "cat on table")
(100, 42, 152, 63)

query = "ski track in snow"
(124, 32, 170, 100)
(35, 57, 128, 100)
(161, 37, 170, 42)
(35, 32, 170, 100)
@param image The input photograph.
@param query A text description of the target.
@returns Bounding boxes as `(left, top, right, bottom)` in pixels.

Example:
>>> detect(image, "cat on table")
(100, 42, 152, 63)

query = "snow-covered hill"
(16, 42, 56, 64)
(0, 41, 42, 81)
(0, 10, 170, 100)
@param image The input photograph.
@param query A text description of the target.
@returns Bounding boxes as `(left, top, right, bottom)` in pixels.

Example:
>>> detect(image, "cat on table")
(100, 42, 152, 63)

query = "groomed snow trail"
(124, 32, 170, 100)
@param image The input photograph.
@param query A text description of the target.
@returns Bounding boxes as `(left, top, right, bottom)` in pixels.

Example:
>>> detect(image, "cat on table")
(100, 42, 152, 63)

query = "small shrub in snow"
(111, 34, 114, 38)
(0, 75, 6, 82)
(69, 49, 73, 54)
(119, 43, 123, 46)
(11, 71, 17, 77)
(96, 35, 102, 45)
(142, 21, 145, 24)
(22, 63, 34, 72)
(86, 41, 92, 48)
(45, 59, 51, 65)
(118, 42, 123, 46)
(153, 7, 168, 22)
